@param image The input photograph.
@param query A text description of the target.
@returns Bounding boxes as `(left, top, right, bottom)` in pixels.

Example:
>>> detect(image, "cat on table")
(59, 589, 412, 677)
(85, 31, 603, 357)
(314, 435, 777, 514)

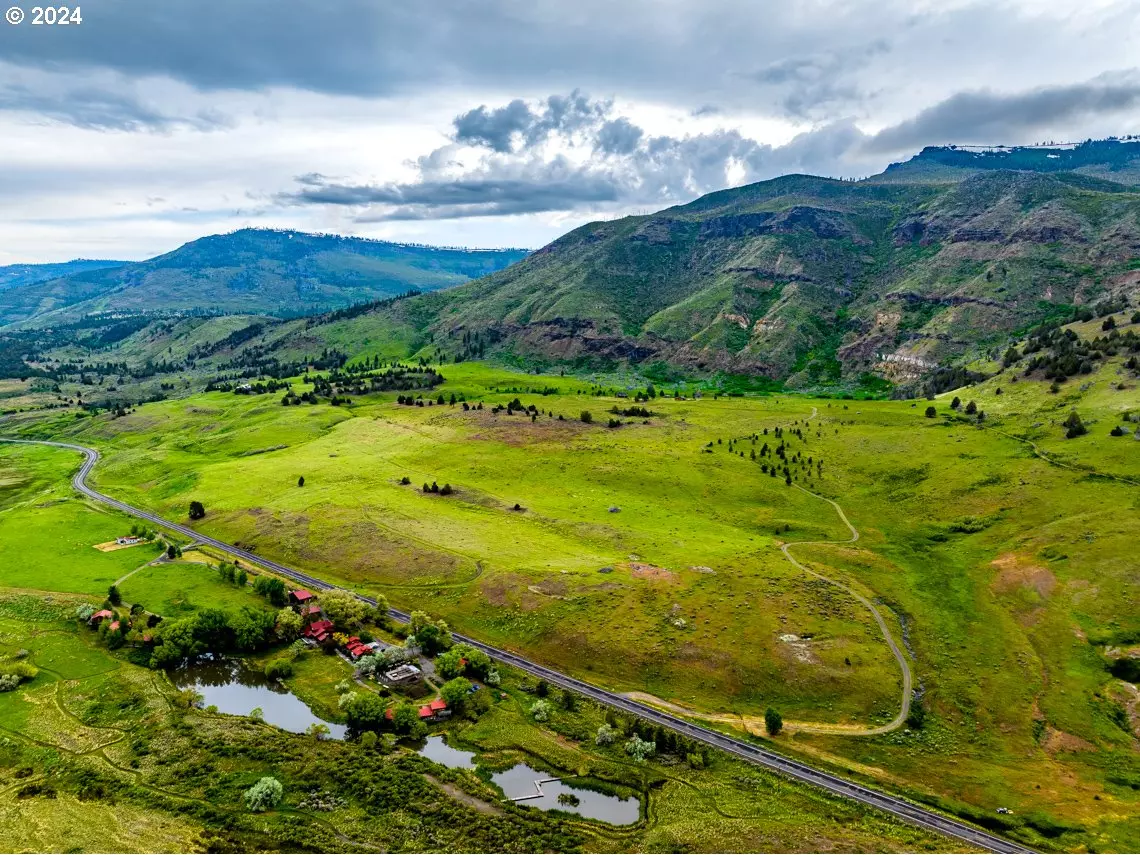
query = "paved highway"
(1, 437, 1033, 854)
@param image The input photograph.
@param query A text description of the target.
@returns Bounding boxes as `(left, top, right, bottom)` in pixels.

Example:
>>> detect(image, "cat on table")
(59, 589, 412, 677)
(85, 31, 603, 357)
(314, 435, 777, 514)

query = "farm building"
(289, 589, 316, 607)
(115, 536, 143, 546)
(381, 663, 422, 685)
(89, 609, 114, 626)
(419, 698, 450, 722)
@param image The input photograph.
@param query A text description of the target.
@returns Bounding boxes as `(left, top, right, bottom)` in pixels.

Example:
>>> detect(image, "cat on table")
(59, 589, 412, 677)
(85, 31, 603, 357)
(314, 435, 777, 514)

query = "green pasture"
(118, 560, 273, 618)
(5, 356, 1140, 849)
(0, 444, 161, 596)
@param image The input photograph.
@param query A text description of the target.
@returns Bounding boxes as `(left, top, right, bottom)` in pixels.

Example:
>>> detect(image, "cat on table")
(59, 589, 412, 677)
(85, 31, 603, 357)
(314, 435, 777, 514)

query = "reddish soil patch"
(1042, 726, 1095, 754)
(628, 562, 678, 582)
(991, 553, 1057, 598)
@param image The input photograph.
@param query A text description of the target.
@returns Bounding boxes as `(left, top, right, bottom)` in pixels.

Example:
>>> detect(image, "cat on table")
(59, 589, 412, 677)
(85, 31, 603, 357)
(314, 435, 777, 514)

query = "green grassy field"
(118, 560, 274, 619)
(5, 355, 1140, 850)
(0, 444, 162, 595)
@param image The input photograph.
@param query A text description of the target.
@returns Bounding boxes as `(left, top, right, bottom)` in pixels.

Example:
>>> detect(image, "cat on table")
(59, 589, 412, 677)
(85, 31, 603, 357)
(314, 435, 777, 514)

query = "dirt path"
(625, 404, 913, 737)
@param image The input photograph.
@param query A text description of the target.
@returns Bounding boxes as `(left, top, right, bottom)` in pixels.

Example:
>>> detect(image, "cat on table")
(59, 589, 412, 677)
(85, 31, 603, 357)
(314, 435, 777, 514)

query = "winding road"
(0, 437, 1032, 854)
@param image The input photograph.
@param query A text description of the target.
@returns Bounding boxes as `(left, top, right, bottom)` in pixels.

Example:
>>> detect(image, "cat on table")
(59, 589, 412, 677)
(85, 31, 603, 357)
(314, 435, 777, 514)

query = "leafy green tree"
(235, 568, 248, 587)
(764, 707, 783, 736)
(244, 776, 282, 812)
(950, 396, 961, 410)
(924, 406, 936, 418)
(298, 476, 305, 487)
(275, 607, 303, 641)
(392, 702, 425, 736)
(188, 500, 206, 520)
(107, 584, 122, 606)
(320, 588, 367, 629)
(906, 699, 927, 730)
(595, 724, 615, 746)
(535, 679, 550, 697)
(307, 722, 330, 741)
(964, 400, 977, 415)
(561, 689, 577, 711)
(359, 730, 378, 749)
(150, 617, 204, 668)
(624, 734, 655, 762)
(440, 677, 470, 711)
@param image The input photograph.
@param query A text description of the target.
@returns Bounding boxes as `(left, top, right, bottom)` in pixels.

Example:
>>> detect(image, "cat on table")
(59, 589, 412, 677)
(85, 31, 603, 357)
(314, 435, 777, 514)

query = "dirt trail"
(625, 405, 913, 737)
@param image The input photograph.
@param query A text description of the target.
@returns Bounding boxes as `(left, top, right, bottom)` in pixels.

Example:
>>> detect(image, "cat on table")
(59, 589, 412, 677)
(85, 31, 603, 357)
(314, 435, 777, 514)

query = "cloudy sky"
(1, 0, 1138, 262)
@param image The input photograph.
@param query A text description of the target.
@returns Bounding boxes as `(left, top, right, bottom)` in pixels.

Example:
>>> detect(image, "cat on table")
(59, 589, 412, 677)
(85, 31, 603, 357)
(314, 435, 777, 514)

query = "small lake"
(417, 736, 640, 825)
(171, 657, 347, 740)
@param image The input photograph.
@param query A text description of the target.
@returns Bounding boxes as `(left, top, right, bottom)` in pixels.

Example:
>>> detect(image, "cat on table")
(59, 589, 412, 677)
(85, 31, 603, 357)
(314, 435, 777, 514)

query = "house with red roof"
(418, 698, 451, 722)
(289, 589, 316, 606)
(89, 609, 114, 626)
(302, 618, 334, 644)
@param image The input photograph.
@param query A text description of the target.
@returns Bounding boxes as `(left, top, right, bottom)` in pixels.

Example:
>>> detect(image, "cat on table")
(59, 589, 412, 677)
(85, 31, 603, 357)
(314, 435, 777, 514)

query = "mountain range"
(0, 230, 529, 327)
(5, 139, 1140, 389)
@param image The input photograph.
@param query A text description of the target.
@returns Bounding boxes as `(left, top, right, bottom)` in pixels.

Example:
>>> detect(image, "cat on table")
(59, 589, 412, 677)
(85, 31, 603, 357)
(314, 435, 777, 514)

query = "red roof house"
(108, 621, 121, 632)
(429, 698, 448, 712)
(418, 705, 434, 719)
(290, 589, 316, 605)
(90, 609, 114, 625)
(302, 619, 334, 643)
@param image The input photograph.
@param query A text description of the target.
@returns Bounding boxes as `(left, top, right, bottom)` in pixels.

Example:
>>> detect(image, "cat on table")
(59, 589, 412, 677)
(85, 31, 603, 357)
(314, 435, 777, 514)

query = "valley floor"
(2, 357, 1140, 851)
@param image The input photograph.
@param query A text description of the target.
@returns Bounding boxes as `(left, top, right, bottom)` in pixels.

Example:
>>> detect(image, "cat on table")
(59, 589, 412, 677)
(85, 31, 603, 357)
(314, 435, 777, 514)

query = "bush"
(531, 700, 552, 722)
(595, 724, 615, 746)
(764, 707, 783, 736)
(188, 501, 206, 521)
(924, 406, 936, 418)
(244, 776, 283, 812)
(624, 735, 655, 761)
(264, 659, 294, 681)
(580, 411, 593, 424)
(1063, 411, 1088, 439)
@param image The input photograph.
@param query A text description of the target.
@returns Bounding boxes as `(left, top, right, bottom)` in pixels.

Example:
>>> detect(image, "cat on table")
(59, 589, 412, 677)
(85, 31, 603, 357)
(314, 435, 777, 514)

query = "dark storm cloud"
(866, 75, 1140, 153)
(452, 91, 610, 152)
(277, 92, 883, 221)
(0, 0, 1092, 118)
(0, 83, 231, 132)
(282, 161, 621, 220)
(596, 119, 644, 155)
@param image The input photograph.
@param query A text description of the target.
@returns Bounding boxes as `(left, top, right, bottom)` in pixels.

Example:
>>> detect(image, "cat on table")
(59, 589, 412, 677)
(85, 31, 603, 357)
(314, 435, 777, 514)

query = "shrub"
(764, 707, 783, 736)
(1063, 411, 1088, 439)
(624, 734, 655, 761)
(924, 406, 936, 418)
(188, 501, 206, 520)
(580, 411, 593, 424)
(595, 724, 616, 746)
(264, 659, 294, 681)
(531, 700, 552, 722)
(244, 777, 283, 812)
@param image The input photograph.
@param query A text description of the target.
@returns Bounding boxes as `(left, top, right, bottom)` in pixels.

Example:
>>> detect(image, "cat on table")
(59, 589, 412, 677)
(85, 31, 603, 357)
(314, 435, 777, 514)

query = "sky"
(0, 0, 1138, 263)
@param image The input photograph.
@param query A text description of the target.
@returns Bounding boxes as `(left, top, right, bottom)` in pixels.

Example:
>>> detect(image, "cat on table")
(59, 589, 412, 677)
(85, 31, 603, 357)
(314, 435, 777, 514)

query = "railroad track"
(0, 438, 1033, 854)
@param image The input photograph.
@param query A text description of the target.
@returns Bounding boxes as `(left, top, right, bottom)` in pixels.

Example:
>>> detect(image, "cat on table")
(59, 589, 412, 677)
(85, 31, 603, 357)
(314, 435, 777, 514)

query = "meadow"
(4, 353, 1140, 851)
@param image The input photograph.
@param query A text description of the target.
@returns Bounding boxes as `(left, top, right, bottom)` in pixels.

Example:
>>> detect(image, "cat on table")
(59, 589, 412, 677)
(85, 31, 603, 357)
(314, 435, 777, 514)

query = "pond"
(417, 736, 640, 825)
(171, 657, 347, 740)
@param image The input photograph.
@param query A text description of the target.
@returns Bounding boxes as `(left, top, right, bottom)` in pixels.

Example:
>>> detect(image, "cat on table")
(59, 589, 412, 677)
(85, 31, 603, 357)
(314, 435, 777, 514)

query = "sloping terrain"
(359, 147, 1140, 387)
(0, 229, 529, 327)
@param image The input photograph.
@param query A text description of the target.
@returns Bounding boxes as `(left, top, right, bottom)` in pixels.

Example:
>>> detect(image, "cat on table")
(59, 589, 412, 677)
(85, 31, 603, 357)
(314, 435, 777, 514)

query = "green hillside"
(0, 229, 529, 327)
(369, 163, 1139, 388)
(0, 259, 127, 293)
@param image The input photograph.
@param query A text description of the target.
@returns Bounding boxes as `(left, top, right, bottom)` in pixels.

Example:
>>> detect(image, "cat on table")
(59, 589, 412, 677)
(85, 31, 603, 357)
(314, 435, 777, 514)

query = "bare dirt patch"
(991, 553, 1057, 598)
(627, 562, 678, 582)
(92, 539, 146, 552)
(1042, 726, 1095, 755)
